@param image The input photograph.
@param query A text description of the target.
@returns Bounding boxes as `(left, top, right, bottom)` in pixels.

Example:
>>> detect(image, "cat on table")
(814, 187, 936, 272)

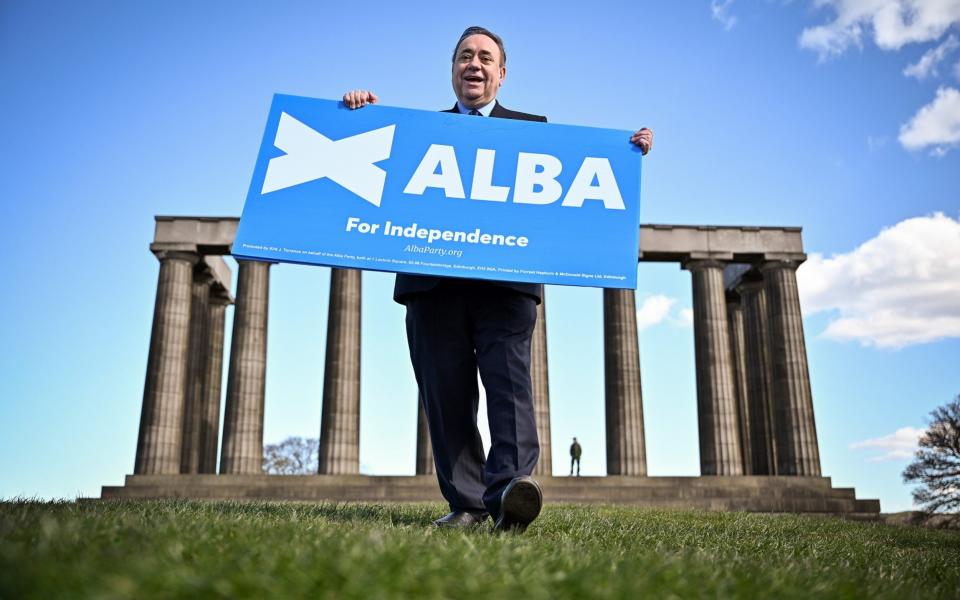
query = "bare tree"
(903, 395, 960, 520)
(263, 436, 319, 475)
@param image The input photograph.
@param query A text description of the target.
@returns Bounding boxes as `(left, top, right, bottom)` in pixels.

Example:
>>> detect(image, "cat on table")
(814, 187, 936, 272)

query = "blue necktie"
(469, 109, 481, 116)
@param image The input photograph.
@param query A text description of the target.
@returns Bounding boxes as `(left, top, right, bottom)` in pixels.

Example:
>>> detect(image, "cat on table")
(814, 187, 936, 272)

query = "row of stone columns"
(135, 252, 243, 475)
(135, 255, 272, 475)
(688, 259, 821, 477)
(136, 255, 818, 478)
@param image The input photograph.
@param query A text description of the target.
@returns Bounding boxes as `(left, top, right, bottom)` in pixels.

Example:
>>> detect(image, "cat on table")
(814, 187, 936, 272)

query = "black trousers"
(404, 281, 539, 518)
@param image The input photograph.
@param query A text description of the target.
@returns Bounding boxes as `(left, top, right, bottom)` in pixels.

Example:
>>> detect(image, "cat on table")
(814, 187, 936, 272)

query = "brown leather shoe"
(494, 476, 542, 533)
(433, 510, 489, 529)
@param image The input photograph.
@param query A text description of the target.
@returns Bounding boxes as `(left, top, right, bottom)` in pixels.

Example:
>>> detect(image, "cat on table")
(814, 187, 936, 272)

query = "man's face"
(451, 34, 506, 108)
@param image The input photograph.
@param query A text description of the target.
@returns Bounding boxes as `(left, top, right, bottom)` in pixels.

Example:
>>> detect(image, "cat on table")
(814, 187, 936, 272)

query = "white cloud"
(800, 0, 960, 60)
(634, 296, 694, 330)
(636, 295, 676, 330)
(850, 426, 924, 462)
(797, 213, 960, 348)
(898, 86, 960, 154)
(711, 0, 738, 30)
(904, 34, 959, 78)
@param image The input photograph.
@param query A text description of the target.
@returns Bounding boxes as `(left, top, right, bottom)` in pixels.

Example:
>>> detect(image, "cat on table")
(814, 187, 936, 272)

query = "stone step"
(119, 474, 837, 490)
(97, 474, 880, 515)
(103, 483, 853, 502)
(99, 485, 865, 514)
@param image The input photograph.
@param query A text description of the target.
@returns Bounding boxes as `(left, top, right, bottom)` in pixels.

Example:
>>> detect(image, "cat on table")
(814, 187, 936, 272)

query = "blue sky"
(1, 1, 958, 513)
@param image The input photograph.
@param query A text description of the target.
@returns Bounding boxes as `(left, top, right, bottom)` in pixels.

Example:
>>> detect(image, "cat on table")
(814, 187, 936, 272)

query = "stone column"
(319, 268, 361, 474)
(531, 293, 552, 476)
(603, 288, 647, 476)
(199, 293, 230, 473)
(738, 280, 777, 475)
(135, 251, 198, 474)
(220, 260, 271, 474)
(180, 270, 211, 473)
(761, 261, 821, 476)
(726, 295, 753, 475)
(415, 396, 434, 475)
(686, 260, 743, 476)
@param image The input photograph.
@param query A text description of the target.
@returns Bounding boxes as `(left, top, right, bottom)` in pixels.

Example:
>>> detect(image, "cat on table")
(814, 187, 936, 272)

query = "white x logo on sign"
(261, 112, 396, 207)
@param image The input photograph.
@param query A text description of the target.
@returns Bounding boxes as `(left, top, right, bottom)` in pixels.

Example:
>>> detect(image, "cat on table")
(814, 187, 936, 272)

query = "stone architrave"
(135, 251, 199, 475)
(415, 397, 434, 475)
(686, 260, 743, 476)
(738, 280, 777, 475)
(319, 268, 361, 474)
(180, 270, 212, 473)
(220, 260, 271, 474)
(531, 293, 553, 477)
(603, 288, 647, 476)
(726, 295, 753, 475)
(761, 261, 821, 476)
(199, 293, 230, 473)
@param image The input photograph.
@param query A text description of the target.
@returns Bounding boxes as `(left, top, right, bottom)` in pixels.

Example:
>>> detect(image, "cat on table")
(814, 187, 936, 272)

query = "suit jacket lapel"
(489, 101, 508, 119)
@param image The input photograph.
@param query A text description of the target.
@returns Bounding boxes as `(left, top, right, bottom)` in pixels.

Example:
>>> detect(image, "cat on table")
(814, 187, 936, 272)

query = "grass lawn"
(1, 500, 958, 599)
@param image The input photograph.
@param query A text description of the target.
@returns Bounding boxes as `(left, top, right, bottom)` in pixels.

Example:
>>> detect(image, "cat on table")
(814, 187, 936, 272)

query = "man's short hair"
(452, 26, 506, 66)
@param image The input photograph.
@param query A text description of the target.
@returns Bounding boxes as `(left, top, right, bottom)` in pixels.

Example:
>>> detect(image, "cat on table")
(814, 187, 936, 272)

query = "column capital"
(236, 258, 276, 267)
(682, 258, 727, 272)
(152, 248, 200, 265)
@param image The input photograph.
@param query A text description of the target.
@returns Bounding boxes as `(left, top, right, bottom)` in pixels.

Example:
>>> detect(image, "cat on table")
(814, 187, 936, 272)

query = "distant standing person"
(570, 438, 582, 476)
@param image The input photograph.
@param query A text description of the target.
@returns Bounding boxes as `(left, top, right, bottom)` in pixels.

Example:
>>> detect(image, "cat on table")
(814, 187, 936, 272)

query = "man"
(343, 26, 652, 532)
(570, 437, 582, 477)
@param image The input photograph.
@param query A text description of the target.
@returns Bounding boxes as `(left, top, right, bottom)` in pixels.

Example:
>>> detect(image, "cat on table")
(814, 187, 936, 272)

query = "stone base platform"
(98, 475, 880, 517)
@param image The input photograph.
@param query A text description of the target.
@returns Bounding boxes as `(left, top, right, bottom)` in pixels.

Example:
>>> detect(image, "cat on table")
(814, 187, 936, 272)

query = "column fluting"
(180, 271, 211, 473)
(762, 261, 821, 476)
(531, 293, 552, 476)
(318, 268, 362, 474)
(726, 295, 753, 475)
(686, 260, 744, 475)
(135, 251, 198, 474)
(738, 280, 777, 475)
(199, 294, 230, 473)
(603, 288, 647, 476)
(220, 260, 271, 474)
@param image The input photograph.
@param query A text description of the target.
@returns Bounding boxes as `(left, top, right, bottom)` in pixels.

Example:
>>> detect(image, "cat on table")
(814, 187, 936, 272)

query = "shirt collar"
(457, 100, 496, 116)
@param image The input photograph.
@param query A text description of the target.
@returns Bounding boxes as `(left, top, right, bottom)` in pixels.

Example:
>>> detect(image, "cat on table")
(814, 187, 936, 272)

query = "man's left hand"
(630, 128, 654, 155)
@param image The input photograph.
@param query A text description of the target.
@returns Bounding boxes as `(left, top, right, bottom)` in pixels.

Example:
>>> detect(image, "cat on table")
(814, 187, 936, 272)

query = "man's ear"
(499, 66, 506, 86)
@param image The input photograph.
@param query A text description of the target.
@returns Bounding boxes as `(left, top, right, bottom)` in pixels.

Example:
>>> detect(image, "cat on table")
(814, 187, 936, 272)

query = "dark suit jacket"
(393, 101, 546, 305)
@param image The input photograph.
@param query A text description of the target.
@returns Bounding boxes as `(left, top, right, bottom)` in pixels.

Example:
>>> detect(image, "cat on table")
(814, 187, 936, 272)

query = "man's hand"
(630, 128, 654, 155)
(342, 90, 379, 109)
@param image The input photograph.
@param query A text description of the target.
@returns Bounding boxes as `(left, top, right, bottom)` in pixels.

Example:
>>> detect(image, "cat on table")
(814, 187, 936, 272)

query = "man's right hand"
(342, 90, 379, 109)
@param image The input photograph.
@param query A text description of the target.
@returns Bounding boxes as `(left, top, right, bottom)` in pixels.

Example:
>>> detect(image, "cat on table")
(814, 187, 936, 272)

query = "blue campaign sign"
(233, 94, 642, 288)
